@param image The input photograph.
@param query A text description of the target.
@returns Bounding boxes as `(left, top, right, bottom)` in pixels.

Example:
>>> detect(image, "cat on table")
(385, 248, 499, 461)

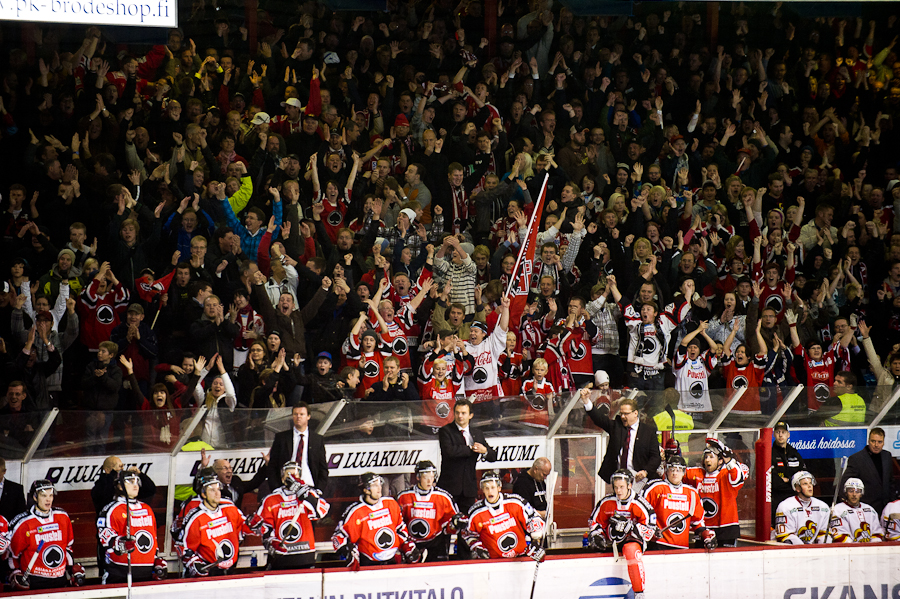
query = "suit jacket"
(438, 422, 498, 499)
(221, 467, 269, 508)
(0, 479, 26, 521)
(842, 447, 898, 513)
(269, 427, 329, 491)
(585, 406, 661, 483)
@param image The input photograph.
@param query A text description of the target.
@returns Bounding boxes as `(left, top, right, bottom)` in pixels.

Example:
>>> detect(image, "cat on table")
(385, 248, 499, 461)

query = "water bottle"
(582, 533, 589, 548)
(250, 555, 258, 568)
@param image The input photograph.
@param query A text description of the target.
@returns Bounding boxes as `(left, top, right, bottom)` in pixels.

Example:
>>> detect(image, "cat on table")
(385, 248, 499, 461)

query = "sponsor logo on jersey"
(367, 514, 394, 530)
(131, 515, 153, 527)
(280, 500, 299, 508)
(488, 516, 517, 536)
(579, 576, 635, 599)
(208, 517, 228, 528)
(130, 508, 149, 517)
(36, 523, 60, 534)
(277, 506, 299, 519)
(35, 530, 63, 543)
(206, 521, 235, 539)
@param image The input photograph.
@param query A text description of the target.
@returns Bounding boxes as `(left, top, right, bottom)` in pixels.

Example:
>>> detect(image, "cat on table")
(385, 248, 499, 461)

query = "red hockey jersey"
(332, 496, 410, 562)
(418, 350, 468, 428)
(589, 492, 657, 548)
(0, 514, 8, 556)
(177, 503, 249, 572)
(520, 377, 555, 428)
(641, 480, 706, 549)
(683, 461, 747, 534)
(369, 304, 415, 370)
(396, 486, 459, 543)
(79, 278, 129, 350)
(498, 351, 524, 396)
(463, 493, 544, 558)
(253, 487, 329, 555)
(9, 507, 75, 580)
(97, 498, 159, 568)
(721, 354, 767, 414)
(792, 345, 840, 411)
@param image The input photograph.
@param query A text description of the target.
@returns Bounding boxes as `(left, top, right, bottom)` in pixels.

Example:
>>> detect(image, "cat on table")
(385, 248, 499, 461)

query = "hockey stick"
(126, 499, 133, 599)
(823, 456, 849, 542)
(527, 558, 541, 599)
(541, 471, 558, 549)
(665, 404, 676, 437)
(21, 540, 46, 585)
(654, 512, 690, 537)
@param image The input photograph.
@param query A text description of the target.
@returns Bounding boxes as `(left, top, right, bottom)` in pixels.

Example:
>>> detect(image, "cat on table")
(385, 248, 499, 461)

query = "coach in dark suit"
(438, 399, 498, 513)
(0, 457, 26, 521)
(269, 402, 329, 491)
(579, 390, 661, 484)
(840, 427, 898, 513)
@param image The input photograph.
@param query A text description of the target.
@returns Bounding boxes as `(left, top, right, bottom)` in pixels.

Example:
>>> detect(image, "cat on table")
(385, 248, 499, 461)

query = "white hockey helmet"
(843, 478, 864, 493)
(790, 470, 816, 490)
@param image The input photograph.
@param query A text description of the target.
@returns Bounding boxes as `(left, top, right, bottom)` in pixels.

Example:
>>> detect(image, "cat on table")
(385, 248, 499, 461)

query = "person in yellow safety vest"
(824, 371, 866, 427)
(652, 388, 694, 444)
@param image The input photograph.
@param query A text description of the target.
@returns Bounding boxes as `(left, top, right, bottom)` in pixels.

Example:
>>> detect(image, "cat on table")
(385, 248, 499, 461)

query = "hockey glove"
(347, 545, 360, 572)
(526, 545, 546, 562)
(184, 552, 209, 577)
(9, 570, 29, 591)
(608, 514, 634, 543)
(267, 539, 286, 556)
(288, 475, 311, 498)
(70, 564, 86, 587)
(700, 528, 717, 551)
(705, 437, 732, 460)
(471, 544, 491, 560)
(245, 512, 264, 532)
(526, 516, 546, 542)
(401, 540, 425, 564)
(446, 512, 467, 533)
(152, 556, 168, 581)
(0, 533, 9, 554)
(588, 526, 609, 550)
(114, 535, 137, 555)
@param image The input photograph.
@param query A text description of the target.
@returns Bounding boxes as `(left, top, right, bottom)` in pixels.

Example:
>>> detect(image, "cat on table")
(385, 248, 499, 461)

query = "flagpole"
(504, 174, 549, 298)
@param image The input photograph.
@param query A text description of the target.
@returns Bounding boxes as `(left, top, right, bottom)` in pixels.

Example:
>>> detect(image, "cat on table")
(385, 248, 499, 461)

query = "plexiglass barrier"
(4, 383, 896, 560)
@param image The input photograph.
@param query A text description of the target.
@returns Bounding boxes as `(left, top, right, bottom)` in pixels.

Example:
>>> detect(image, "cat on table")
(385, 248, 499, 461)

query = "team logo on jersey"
(497, 531, 518, 557)
(134, 529, 155, 553)
(279, 519, 303, 543)
(408, 518, 431, 539)
(701, 497, 719, 519)
(765, 295, 784, 314)
(435, 402, 451, 419)
(374, 527, 396, 549)
(42, 544, 65, 569)
(527, 394, 547, 411)
(569, 342, 586, 360)
(690, 382, 704, 399)
(641, 336, 658, 355)
(97, 304, 115, 324)
(732, 375, 748, 389)
(363, 361, 381, 379)
(579, 577, 634, 599)
(853, 522, 873, 542)
(393, 338, 409, 356)
(215, 539, 236, 564)
(327, 211, 343, 226)
(665, 513, 686, 535)
(814, 383, 829, 402)
(473, 367, 488, 384)
(797, 520, 817, 543)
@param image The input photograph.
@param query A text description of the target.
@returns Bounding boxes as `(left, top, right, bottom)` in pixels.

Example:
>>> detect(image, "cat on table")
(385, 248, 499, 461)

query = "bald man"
(213, 457, 269, 507)
(512, 457, 552, 518)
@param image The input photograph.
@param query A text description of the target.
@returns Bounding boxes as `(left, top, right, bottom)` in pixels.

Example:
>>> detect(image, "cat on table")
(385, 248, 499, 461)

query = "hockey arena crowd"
(0, 0, 899, 596)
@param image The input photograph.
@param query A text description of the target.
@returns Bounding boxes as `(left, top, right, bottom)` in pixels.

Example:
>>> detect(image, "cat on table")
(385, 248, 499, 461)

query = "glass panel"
(32, 409, 197, 459)
(552, 436, 598, 530)
(0, 410, 50, 459)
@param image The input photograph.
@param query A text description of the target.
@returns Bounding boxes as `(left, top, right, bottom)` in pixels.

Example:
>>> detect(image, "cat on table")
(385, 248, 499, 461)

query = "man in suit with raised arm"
(438, 398, 498, 514)
(269, 403, 329, 492)
(579, 389, 661, 488)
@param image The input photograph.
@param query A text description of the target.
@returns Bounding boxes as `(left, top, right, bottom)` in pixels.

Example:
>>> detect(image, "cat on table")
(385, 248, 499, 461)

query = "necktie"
(620, 426, 631, 469)
(295, 433, 304, 465)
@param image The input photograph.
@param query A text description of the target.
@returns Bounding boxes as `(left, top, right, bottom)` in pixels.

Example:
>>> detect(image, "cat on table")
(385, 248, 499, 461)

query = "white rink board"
(5, 544, 900, 599)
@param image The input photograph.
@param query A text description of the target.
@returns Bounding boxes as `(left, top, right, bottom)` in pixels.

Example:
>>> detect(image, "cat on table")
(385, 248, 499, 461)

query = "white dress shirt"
(292, 427, 314, 485)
